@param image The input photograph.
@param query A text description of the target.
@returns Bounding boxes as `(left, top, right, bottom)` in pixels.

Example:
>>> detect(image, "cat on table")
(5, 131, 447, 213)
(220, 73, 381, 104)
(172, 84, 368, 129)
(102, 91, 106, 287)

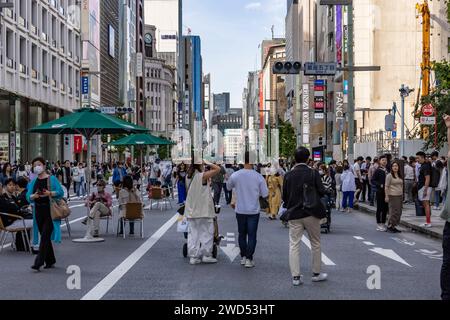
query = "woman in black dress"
(27, 157, 64, 271)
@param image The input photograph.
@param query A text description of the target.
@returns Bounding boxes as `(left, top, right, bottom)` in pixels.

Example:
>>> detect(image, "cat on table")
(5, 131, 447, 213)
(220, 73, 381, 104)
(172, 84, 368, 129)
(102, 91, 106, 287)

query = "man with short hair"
(226, 151, 268, 268)
(417, 151, 432, 228)
(57, 160, 72, 201)
(282, 147, 328, 286)
(404, 156, 416, 204)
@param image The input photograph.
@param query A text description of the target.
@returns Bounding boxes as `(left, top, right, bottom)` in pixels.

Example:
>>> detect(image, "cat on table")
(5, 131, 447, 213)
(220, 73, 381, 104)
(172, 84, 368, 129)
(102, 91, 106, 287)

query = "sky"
(183, 0, 286, 108)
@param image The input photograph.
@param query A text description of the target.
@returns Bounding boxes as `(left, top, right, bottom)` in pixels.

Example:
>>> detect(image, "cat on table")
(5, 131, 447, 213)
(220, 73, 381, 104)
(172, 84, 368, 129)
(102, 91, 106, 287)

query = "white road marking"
(301, 236, 336, 266)
(369, 247, 412, 267)
(391, 237, 416, 246)
(81, 214, 178, 300)
(220, 243, 240, 262)
(1, 204, 119, 249)
(363, 241, 375, 246)
(353, 236, 364, 240)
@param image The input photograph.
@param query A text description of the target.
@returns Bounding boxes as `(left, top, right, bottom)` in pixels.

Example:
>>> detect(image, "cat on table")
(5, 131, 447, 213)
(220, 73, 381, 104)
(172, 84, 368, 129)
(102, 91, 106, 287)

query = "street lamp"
(399, 85, 414, 156)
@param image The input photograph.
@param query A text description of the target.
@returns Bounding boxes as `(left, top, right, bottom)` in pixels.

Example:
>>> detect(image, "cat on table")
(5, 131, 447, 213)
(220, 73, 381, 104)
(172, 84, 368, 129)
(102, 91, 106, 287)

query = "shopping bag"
(177, 216, 189, 233)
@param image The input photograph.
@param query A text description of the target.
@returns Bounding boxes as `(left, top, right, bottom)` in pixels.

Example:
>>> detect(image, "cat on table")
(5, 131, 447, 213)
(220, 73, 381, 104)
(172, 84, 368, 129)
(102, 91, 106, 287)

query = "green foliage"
(157, 135, 173, 160)
(278, 118, 296, 160)
(422, 60, 450, 150)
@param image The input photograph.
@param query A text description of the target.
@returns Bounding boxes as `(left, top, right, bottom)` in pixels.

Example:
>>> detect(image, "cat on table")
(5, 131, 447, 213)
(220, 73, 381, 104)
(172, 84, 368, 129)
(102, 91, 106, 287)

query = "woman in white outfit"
(184, 160, 220, 265)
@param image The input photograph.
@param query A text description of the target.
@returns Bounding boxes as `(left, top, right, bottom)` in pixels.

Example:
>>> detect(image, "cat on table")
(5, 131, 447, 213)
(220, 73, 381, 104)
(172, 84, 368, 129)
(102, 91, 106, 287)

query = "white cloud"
(245, 2, 262, 10)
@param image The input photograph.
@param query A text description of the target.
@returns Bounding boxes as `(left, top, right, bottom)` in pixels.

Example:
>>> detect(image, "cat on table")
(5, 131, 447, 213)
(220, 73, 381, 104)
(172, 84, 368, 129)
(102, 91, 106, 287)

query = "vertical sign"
(335, 92, 345, 122)
(9, 132, 16, 164)
(136, 52, 143, 78)
(336, 5, 343, 66)
(314, 80, 326, 119)
(302, 84, 310, 145)
(74, 135, 82, 154)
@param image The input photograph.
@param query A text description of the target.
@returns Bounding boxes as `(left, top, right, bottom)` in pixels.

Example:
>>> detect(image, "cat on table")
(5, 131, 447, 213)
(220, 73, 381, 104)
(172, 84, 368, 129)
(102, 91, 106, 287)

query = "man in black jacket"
(282, 147, 328, 286)
(371, 155, 388, 231)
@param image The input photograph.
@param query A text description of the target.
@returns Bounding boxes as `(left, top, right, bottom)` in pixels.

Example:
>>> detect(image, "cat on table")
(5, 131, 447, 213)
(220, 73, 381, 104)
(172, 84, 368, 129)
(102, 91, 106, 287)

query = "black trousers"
(441, 222, 450, 300)
(223, 183, 232, 204)
(34, 204, 56, 267)
(211, 182, 222, 205)
(376, 189, 388, 224)
(361, 179, 371, 202)
(63, 183, 71, 199)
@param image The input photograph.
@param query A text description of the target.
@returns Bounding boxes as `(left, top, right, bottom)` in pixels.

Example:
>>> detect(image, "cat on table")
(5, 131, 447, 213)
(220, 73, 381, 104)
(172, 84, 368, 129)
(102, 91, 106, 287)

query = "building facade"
(213, 92, 230, 115)
(0, 0, 81, 163)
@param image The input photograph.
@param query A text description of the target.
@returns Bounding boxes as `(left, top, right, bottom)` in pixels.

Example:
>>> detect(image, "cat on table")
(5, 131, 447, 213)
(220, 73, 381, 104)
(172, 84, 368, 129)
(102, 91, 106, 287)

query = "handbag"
(259, 196, 269, 210)
(177, 215, 189, 233)
(47, 177, 71, 221)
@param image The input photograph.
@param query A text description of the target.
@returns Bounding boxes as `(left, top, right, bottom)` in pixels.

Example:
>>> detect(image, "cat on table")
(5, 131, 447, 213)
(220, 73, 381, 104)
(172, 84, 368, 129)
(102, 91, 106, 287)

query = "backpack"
(430, 166, 441, 188)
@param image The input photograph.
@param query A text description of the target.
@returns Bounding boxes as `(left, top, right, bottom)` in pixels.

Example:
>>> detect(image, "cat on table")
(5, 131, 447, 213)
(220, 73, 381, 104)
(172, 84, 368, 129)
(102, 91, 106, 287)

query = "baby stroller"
(320, 195, 334, 234)
(179, 204, 223, 258)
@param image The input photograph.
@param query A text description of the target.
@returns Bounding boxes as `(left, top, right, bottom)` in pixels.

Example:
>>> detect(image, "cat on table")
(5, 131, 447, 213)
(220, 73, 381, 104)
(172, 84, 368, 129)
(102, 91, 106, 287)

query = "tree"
(421, 60, 450, 150)
(278, 118, 296, 161)
(157, 135, 173, 160)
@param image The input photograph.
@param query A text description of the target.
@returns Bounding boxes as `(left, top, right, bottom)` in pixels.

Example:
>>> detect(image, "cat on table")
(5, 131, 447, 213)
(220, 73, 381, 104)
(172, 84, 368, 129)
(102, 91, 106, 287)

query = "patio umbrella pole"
(73, 133, 105, 243)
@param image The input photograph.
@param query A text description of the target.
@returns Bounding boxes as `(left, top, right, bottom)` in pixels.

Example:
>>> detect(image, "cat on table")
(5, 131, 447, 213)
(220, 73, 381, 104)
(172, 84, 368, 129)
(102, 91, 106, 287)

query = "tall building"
(144, 24, 176, 137)
(0, 0, 81, 163)
(203, 73, 211, 141)
(213, 92, 230, 115)
(244, 71, 260, 131)
(260, 42, 287, 127)
(136, 0, 145, 127)
(144, 0, 183, 126)
(182, 35, 202, 129)
(100, 0, 120, 109)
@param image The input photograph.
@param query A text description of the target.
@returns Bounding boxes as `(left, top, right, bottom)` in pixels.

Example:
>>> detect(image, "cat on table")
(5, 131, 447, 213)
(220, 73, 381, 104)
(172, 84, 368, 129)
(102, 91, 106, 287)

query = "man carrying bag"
(281, 147, 328, 286)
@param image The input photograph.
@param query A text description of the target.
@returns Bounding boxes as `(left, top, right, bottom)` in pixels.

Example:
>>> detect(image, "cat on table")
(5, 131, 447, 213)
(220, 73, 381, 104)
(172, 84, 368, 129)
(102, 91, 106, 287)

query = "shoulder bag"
(48, 177, 71, 221)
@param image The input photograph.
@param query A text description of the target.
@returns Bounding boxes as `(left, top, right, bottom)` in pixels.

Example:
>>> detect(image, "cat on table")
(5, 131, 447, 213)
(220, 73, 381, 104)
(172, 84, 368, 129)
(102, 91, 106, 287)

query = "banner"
(74, 136, 82, 154)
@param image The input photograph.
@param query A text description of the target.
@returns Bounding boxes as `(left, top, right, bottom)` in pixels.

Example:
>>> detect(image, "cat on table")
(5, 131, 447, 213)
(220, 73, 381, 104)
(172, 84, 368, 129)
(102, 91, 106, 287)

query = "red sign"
(422, 104, 434, 117)
(314, 102, 325, 109)
(73, 136, 82, 154)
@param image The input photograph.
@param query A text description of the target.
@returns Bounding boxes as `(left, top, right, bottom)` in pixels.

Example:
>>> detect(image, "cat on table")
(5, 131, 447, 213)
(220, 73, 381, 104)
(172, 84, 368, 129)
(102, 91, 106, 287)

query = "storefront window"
(28, 105, 43, 158)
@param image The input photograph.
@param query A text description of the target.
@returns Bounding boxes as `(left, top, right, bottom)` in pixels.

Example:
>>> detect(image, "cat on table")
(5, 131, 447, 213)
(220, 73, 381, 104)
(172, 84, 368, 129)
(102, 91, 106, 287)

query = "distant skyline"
(183, 0, 286, 108)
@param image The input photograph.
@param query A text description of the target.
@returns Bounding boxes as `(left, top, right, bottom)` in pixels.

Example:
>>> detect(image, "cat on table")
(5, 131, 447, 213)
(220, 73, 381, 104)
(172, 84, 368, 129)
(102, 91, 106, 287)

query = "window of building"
(147, 82, 150, 92)
(31, 44, 38, 78)
(19, 37, 27, 74)
(151, 97, 154, 106)
(42, 51, 48, 83)
(151, 69, 154, 77)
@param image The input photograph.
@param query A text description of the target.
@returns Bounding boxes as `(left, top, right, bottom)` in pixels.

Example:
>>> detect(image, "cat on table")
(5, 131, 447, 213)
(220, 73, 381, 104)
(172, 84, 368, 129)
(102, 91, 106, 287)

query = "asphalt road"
(0, 185, 444, 300)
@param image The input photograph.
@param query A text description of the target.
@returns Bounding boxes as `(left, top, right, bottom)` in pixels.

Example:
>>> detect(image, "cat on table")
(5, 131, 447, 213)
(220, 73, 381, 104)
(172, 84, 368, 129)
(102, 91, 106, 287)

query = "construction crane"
(415, 0, 432, 140)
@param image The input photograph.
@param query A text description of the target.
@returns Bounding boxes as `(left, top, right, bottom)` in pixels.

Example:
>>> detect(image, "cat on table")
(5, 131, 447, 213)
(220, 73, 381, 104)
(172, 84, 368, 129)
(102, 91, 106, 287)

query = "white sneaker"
(245, 259, 255, 268)
(420, 223, 432, 228)
(292, 275, 304, 286)
(189, 257, 201, 265)
(312, 273, 328, 282)
(240, 257, 246, 265)
(201, 256, 218, 264)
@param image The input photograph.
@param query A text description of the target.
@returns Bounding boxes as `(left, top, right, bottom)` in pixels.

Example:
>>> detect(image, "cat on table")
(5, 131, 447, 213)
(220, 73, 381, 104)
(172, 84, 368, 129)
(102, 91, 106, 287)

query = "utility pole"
(347, 2, 355, 164)
(399, 84, 414, 156)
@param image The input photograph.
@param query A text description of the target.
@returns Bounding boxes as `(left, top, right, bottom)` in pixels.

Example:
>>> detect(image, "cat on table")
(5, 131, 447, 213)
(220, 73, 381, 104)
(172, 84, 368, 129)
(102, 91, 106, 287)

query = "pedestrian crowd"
(1, 135, 449, 299)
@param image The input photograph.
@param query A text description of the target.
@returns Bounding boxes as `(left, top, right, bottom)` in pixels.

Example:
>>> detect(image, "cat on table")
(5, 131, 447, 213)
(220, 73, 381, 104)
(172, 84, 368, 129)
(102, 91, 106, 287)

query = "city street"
(0, 186, 443, 300)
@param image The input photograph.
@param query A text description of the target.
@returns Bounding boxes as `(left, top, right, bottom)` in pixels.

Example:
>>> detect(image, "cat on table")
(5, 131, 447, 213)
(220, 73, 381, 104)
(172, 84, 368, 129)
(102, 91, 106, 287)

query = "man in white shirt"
(404, 156, 416, 204)
(226, 151, 269, 268)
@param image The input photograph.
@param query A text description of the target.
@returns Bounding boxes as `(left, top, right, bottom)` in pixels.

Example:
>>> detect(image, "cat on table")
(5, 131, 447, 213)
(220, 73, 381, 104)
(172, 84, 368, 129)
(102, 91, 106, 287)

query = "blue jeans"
(76, 177, 86, 197)
(442, 222, 450, 300)
(435, 190, 441, 208)
(236, 213, 260, 260)
(342, 191, 355, 209)
(370, 185, 377, 205)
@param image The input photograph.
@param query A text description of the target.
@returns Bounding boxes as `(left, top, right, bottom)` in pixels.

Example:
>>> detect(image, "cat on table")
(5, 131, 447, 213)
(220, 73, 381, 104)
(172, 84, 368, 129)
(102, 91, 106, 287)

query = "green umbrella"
(110, 133, 175, 146)
(29, 108, 149, 242)
(110, 133, 176, 167)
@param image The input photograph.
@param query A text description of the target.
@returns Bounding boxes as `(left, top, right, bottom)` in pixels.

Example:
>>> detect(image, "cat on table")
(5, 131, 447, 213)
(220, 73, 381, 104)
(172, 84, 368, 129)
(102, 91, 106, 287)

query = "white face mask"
(319, 170, 324, 175)
(34, 165, 44, 175)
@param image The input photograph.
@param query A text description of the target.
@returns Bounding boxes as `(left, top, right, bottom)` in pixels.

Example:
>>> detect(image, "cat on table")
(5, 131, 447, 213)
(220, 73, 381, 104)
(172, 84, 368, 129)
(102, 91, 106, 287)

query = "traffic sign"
(420, 116, 436, 125)
(304, 62, 337, 76)
(392, 131, 397, 138)
(422, 104, 434, 117)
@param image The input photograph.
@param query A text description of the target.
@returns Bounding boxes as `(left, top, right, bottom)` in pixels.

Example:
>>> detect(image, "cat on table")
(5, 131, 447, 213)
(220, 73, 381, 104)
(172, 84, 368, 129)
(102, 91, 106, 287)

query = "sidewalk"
(355, 202, 445, 240)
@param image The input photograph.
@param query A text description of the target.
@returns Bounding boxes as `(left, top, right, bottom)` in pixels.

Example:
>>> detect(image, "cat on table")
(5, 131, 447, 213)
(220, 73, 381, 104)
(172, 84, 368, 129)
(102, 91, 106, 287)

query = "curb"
(354, 204, 443, 240)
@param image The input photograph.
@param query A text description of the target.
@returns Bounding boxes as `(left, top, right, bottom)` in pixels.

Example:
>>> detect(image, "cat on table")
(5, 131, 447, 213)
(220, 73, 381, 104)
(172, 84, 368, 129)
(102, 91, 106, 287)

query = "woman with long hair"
(385, 161, 404, 233)
(185, 160, 221, 265)
(27, 157, 64, 271)
(118, 175, 141, 236)
(175, 162, 187, 204)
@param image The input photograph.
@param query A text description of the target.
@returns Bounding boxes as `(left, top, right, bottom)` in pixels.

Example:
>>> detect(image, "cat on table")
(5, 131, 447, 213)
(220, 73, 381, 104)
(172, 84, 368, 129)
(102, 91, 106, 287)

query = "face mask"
(34, 165, 44, 175)
(319, 170, 324, 175)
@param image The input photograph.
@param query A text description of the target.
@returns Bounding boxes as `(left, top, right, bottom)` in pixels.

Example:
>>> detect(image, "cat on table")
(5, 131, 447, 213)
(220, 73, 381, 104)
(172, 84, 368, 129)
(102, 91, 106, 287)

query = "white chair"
(0, 212, 33, 254)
